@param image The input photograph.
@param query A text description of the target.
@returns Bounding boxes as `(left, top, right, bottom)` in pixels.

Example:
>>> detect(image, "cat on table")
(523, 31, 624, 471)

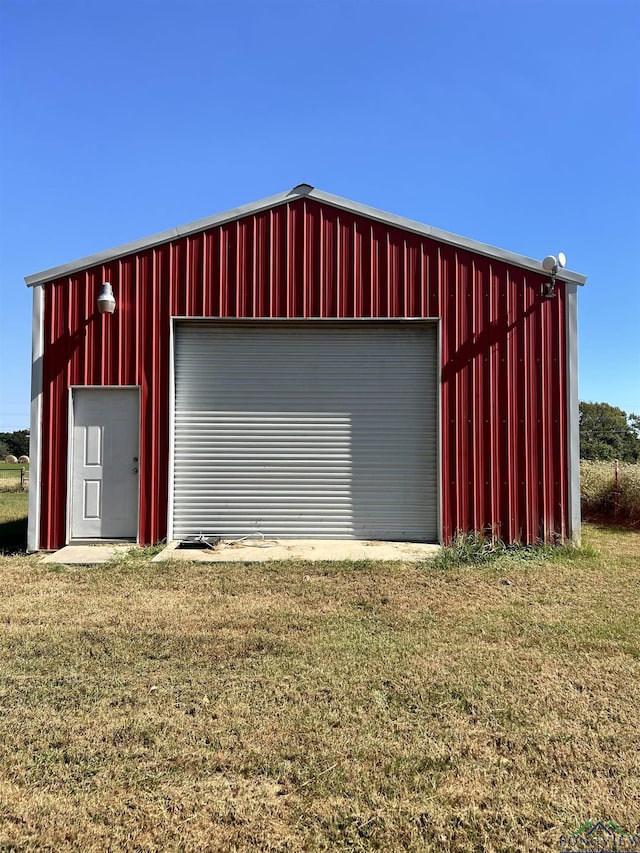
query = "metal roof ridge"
(24, 184, 587, 286)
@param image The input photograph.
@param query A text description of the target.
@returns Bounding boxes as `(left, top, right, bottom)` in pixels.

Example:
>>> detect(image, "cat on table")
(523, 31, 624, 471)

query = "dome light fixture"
(97, 282, 116, 314)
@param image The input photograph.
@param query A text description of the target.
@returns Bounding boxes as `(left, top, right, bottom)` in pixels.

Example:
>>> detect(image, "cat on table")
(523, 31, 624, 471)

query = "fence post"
(20, 467, 25, 490)
(613, 459, 619, 519)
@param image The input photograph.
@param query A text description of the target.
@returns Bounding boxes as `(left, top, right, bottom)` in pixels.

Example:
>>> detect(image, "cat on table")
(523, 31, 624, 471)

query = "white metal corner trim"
(27, 284, 44, 552)
(65, 387, 73, 545)
(436, 317, 443, 545)
(565, 283, 581, 544)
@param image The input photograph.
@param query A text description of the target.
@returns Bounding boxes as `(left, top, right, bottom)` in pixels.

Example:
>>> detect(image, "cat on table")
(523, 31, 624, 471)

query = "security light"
(97, 282, 116, 314)
(541, 252, 566, 299)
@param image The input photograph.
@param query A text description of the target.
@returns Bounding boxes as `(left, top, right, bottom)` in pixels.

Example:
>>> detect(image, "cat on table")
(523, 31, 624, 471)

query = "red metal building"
(26, 184, 586, 551)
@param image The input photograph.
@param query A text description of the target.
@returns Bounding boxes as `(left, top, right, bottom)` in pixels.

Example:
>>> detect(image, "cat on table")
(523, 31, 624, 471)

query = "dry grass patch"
(581, 460, 640, 524)
(0, 525, 639, 851)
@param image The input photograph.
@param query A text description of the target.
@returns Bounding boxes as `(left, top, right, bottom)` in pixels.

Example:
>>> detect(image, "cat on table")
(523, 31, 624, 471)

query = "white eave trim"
(24, 184, 588, 288)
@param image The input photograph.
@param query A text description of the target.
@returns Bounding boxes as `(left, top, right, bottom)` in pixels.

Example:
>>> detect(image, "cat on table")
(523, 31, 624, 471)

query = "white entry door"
(70, 388, 139, 540)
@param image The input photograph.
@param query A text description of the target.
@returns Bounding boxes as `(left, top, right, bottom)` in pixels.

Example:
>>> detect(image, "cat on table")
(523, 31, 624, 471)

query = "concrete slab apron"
(41, 544, 134, 565)
(152, 539, 440, 564)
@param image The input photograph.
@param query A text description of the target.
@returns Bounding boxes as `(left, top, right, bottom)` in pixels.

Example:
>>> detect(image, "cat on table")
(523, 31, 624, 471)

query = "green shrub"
(431, 531, 576, 569)
(431, 531, 505, 568)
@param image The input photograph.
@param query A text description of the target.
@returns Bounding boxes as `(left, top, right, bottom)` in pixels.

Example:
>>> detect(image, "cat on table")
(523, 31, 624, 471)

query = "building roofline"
(25, 183, 587, 287)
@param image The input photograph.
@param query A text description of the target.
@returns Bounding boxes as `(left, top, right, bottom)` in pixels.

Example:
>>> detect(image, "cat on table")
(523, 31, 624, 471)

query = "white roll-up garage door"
(172, 322, 438, 541)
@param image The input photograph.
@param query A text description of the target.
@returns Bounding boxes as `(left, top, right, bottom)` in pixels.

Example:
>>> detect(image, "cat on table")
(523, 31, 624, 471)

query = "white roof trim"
(25, 184, 587, 286)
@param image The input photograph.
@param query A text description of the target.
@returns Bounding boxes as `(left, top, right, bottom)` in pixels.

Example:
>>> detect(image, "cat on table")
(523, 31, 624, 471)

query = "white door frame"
(66, 385, 141, 544)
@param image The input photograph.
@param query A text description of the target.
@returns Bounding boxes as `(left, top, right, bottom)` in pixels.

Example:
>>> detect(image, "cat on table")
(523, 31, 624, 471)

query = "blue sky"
(1, 0, 638, 432)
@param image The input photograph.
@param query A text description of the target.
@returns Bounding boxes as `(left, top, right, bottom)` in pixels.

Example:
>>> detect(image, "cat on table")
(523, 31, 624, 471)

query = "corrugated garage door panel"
(173, 322, 438, 540)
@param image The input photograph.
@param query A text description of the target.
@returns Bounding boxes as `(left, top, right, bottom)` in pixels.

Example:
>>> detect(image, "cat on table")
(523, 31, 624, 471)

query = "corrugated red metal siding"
(39, 197, 568, 548)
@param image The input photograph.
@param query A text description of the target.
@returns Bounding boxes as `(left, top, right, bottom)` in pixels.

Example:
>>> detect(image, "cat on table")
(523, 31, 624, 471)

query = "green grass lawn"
(0, 493, 638, 851)
(0, 462, 29, 475)
(0, 462, 29, 503)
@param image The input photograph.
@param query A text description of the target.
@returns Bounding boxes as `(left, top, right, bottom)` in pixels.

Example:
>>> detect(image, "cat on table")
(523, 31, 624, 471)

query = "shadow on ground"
(0, 515, 27, 553)
(582, 512, 640, 530)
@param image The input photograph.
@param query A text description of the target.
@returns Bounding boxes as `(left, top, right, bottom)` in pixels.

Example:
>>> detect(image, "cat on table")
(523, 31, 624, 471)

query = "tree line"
(579, 402, 639, 462)
(0, 430, 30, 460)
